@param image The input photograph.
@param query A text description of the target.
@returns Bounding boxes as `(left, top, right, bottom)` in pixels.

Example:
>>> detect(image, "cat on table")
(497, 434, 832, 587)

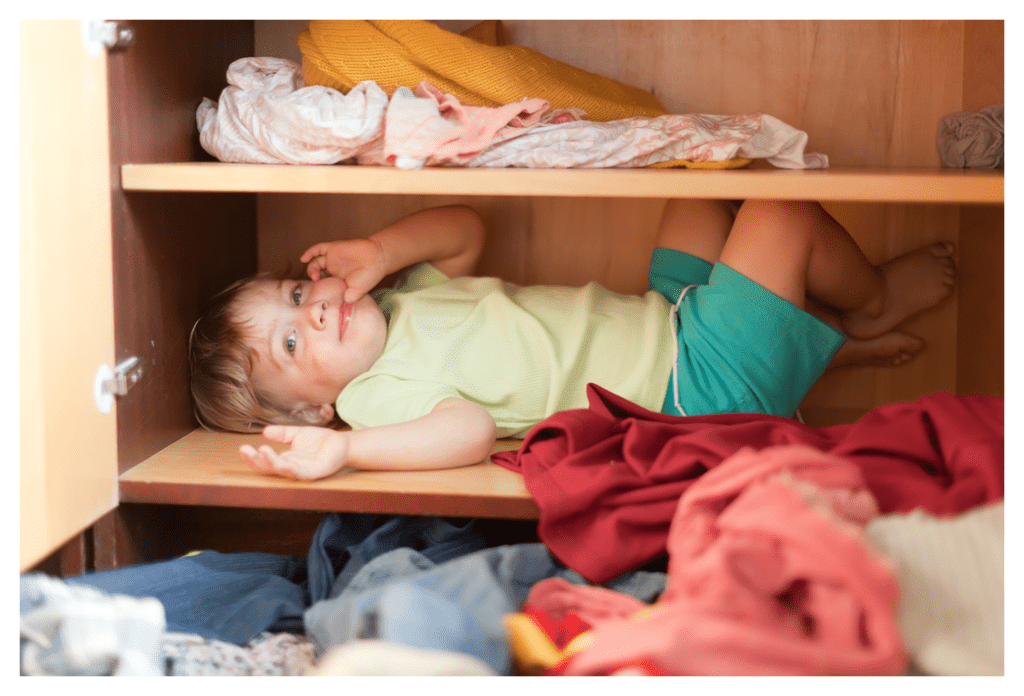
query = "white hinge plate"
(93, 356, 143, 414)
(81, 20, 135, 59)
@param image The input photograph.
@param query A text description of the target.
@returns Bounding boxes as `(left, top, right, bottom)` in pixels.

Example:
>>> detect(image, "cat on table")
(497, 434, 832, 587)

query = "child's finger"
(247, 444, 291, 477)
(300, 243, 330, 263)
(305, 257, 326, 281)
(343, 285, 367, 304)
(262, 425, 298, 444)
(259, 447, 309, 480)
(258, 445, 292, 475)
(240, 445, 273, 474)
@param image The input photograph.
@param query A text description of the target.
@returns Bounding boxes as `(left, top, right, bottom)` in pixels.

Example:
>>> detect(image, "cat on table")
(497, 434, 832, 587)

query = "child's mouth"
(339, 303, 353, 340)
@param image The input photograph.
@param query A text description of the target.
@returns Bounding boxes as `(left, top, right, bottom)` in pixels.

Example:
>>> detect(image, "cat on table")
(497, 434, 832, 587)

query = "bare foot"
(828, 331, 925, 370)
(841, 242, 956, 339)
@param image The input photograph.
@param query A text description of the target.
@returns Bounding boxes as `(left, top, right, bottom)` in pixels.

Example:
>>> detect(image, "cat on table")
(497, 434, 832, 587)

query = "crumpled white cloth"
(20, 573, 167, 676)
(198, 57, 828, 170)
(307, 639, 497, 676)
(197, 57, 388, 165)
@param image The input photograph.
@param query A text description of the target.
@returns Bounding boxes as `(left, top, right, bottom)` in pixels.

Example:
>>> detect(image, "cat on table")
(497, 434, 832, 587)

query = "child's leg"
(719, 200, 956, 339)
(809, 294, 924, 367)
(656, 199, 926, 369)
(829, 331, 923, 367)
(654, 199, 738, 263)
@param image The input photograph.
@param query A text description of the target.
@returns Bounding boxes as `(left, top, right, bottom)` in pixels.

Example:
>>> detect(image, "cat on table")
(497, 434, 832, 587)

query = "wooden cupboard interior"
(27, 19, 1003, 576)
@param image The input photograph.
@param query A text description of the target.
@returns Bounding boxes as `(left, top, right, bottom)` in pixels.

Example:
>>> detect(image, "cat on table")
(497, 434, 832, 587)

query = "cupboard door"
(20, 21, 119, 571)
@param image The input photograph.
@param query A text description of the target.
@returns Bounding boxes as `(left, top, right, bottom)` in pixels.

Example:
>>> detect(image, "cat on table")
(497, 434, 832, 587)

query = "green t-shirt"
(335, 263, 676, 438)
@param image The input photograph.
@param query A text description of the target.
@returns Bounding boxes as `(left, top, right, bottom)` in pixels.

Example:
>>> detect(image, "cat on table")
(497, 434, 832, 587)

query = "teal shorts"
(648, 247, 845, 418)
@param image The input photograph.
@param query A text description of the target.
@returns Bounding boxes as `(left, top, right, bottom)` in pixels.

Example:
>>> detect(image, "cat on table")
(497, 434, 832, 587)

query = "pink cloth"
(360, 81, 559, 168)
(527, 445, 907, 675)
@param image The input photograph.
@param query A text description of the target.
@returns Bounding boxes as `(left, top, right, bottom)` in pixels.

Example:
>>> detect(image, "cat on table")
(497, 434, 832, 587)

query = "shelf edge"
(118, 478, 541, 519)
(120, 163, 1005, 204)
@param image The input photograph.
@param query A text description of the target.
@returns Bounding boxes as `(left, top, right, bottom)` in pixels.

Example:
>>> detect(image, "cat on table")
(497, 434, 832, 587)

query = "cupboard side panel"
(107, 21, 258, 474)
(956, 20, 1004, 396)
(956, 206, 1003, 396)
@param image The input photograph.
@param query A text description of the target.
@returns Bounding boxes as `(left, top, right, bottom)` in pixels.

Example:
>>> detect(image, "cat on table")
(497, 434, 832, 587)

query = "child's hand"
(240, 425, 350, 481)
(300, 238, 389, 303)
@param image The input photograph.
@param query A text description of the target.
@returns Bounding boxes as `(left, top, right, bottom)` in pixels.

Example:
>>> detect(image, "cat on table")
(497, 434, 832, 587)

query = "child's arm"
(239, 397, 497, 480)
(301, 205, 486, 303)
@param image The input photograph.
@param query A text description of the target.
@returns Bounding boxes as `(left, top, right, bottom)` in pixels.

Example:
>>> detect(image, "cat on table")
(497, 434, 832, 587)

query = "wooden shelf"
(121, 162, 1004, 204)
(119, 429, 539, 519)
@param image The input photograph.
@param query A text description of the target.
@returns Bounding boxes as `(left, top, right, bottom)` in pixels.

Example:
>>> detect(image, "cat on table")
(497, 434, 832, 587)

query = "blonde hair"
(188, 274, 302, 432)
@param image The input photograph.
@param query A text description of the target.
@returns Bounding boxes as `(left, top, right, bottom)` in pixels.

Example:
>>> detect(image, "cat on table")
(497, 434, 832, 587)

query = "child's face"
(236, 277, 387, 420)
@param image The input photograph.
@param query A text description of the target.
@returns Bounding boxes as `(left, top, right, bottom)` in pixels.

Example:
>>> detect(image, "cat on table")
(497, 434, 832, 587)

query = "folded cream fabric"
(866, 502, 1004, 675)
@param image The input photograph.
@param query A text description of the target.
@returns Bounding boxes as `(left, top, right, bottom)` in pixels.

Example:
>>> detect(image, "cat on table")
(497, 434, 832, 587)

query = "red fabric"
(490, 384, 1003, 584)
(519, 605, 667, 676)
(520, 606, 592, 651)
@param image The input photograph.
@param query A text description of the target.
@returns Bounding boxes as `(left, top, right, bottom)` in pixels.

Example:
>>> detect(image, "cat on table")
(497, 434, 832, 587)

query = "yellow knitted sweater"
(298, 20, 666, 123)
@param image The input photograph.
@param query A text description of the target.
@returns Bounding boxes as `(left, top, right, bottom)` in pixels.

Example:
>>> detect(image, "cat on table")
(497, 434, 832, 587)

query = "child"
(189, 200, 956, 480)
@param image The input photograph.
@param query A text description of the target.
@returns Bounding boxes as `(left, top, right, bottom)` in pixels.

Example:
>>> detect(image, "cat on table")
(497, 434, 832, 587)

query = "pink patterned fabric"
(463, 112, 827, 169)
(527, 445, 908, 676)
(364, 81, 559, 168)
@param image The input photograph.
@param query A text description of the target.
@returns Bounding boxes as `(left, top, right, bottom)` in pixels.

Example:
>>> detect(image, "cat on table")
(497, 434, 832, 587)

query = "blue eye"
(285, 332, 296, 354)
(291, 286, 302, 305)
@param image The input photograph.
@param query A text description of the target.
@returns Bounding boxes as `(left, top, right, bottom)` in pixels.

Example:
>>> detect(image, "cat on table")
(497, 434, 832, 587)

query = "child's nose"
(306, 299, 328, 329)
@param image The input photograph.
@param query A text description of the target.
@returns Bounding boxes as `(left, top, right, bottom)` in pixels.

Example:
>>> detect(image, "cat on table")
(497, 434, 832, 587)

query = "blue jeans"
(304, 543, 667, 675)
(68, 513, 488, 645)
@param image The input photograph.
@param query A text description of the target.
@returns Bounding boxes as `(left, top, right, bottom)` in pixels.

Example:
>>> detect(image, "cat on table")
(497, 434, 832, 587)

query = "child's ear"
(290, 403, 335, 426)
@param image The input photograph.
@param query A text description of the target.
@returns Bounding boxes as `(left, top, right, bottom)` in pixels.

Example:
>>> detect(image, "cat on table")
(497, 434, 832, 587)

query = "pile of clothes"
(20, 388, 1003, 676)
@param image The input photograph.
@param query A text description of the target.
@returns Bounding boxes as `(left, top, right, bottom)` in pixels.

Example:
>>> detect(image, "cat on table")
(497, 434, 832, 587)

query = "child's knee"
(739, 199, 818, 221)
(656, 199, 736, 263)
(734, 200, 822, 243)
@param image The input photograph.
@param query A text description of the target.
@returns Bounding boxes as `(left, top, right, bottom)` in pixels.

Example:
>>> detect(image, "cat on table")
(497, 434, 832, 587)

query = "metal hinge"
(82, 21, 135, 59)
(93, 357, 144, 414)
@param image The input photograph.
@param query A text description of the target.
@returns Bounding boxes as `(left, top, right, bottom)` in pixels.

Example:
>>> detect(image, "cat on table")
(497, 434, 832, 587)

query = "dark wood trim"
(28, 533, 90, 578)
